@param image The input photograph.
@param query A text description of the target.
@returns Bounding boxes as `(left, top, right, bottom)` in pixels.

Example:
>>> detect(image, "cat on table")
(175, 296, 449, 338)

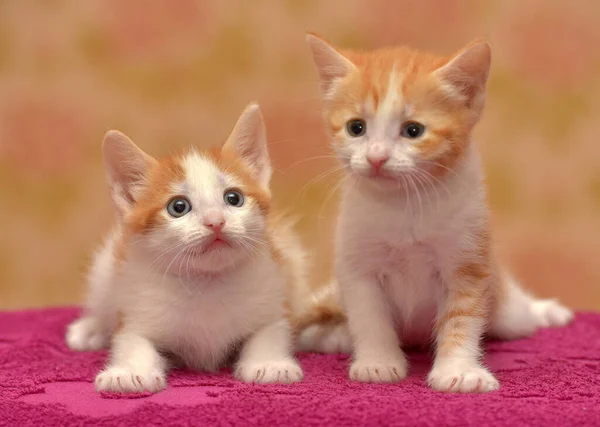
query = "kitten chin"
(307, 33, 573, 393)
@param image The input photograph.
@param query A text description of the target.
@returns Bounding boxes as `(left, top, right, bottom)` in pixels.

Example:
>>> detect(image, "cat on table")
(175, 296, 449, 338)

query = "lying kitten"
(306, 34, 574, 392)
(66, 104, 309, 392)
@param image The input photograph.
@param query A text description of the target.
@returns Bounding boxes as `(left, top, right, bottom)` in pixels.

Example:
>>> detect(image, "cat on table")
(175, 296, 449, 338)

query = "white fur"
(67, 110, 305, 393)
(331, 81, 573, 392)
(296, 323, 352, 354)
(66, 228, 121, 351)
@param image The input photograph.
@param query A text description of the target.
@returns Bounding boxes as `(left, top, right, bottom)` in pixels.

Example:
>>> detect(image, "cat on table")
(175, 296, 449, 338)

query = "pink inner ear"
(306, 34, 355, 95)
(110, 165, 146, 206)
(121, 183, 136, 205)
(437, 41, 491, 102)
(222, 104, 272, 188)
(103, 130, 156, 191)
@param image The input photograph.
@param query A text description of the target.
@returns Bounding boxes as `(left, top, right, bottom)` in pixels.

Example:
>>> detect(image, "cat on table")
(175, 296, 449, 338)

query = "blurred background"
(0, 0, 599, 310)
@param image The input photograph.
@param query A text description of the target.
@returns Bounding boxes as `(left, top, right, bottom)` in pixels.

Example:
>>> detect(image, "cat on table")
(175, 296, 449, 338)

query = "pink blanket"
(1, 308, 598, 426)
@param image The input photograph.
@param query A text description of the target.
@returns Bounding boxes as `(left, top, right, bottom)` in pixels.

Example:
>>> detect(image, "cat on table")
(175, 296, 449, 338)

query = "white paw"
(235, 359, 303, 384)
(427, 364, 499, 393)
(349, 355, 408, 383)
(95, 366, 166, 393)
(532, 299, 574, 328)
(66, 317, 110, 351)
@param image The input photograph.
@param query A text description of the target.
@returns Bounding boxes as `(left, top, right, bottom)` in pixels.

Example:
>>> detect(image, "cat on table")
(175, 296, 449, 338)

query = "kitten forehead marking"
(182, 152, 224, 200)
(372, 68, 402, 140)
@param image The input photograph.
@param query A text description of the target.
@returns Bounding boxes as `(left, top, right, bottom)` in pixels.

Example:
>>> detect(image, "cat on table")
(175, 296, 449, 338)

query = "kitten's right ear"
(433, 39, 491, 107)
(102, 130, 157, 214)
(306, 33, 356, 96)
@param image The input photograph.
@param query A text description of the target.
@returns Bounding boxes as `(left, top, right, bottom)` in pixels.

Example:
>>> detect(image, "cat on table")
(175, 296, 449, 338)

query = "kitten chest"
(379, 240, 445, 347)
(124, 269, 284, 371)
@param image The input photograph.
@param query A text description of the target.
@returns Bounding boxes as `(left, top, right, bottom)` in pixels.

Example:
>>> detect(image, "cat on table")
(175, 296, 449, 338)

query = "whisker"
(295, 165, 346, 201)
(408, 174, 424, 226)
(285, 155, 341, 170)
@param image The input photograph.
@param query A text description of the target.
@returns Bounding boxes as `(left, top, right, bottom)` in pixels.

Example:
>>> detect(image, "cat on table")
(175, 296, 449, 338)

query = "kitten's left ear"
(306, 33, 356, 96)
(222, 103, 272, 188)
(434, 39, 491, 107)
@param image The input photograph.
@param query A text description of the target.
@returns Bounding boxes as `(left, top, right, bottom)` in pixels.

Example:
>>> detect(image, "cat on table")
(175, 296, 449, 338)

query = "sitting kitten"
(66, 104, 308, 392)
(306, 34, 574, 392)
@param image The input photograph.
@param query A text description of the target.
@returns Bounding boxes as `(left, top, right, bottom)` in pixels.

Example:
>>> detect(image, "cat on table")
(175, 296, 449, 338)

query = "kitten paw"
(427, 364, 499, 393)
(95, 366, 166, 393)
(532, 299, 574, 328)
(235, 359, 303, 384)
(349, 356, 408, 383)
(66, 317, 109, 351)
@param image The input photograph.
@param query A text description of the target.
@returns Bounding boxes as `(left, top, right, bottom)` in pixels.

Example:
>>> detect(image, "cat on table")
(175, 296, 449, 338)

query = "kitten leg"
(235, 319, 303, 384)
(489, 275, 573, 340)
(428, 273, 499, 393)
(95, 331, 167, 393)
(342, 272, 407, 383)
(66, 234, 120, 351)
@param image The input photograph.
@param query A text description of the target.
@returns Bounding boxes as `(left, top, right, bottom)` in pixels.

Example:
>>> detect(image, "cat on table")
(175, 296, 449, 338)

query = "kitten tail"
(293, 281, 352, 354)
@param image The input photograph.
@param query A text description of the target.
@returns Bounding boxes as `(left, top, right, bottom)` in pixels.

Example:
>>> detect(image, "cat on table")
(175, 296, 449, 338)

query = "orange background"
(0, 0, 598, 310)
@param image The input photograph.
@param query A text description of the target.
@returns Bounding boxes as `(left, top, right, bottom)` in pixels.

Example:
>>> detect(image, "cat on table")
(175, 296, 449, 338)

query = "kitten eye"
(166, 197, 192, 218)
(224, 189, 244, 207)
(401, 121, 425, 139)
(346, 119, 366, 137)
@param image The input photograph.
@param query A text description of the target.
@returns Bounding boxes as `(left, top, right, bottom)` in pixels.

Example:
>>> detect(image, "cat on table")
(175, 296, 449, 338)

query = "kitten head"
(103, 103, 273, 274)
(306, 34, 491, 187)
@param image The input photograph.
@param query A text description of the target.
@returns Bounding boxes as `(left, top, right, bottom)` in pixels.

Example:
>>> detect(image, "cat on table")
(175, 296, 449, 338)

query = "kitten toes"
(349, 356, 408, 383)
(95, 366, 167, 393)
(66, 317, 109, 351)
(427, 364, 499, 393)
(235, 359, 303, 384)
(532, 299, 574, 328)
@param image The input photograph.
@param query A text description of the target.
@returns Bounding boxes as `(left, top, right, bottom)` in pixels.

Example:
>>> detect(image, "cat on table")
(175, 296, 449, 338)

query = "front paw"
(95, 366, 166, 393)
(235, 359, 303, 384)
(427, 363, 499, 393)
(349, 355, 408, 383)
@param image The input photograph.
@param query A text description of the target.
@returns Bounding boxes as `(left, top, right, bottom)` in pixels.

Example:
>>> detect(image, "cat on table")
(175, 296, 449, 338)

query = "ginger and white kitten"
(66, 104, 309, 392)
(306, 35, 574, 392)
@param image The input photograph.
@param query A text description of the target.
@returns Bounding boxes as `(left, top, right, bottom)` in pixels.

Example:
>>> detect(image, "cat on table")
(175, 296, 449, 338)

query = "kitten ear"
(434, 39, 491, 107)
(306, 33, 356, 96)
(222, 103, 272, 188)
(102, 130, 157, 214)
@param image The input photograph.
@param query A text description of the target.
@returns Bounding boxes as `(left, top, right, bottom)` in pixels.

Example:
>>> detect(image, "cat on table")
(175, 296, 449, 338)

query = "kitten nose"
(367, 155, 388, 169)
(203, 211, 225, 232)
(367, 144, 390, 170)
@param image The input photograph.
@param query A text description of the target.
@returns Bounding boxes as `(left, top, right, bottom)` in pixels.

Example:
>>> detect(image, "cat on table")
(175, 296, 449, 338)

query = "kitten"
(66, 104, 310, 392)
(306, 34, 574, 392)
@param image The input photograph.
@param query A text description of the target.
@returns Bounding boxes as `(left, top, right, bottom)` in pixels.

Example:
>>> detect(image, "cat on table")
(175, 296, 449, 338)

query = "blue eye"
(167, 197, 191, 217)
(224, 190, 244, 207)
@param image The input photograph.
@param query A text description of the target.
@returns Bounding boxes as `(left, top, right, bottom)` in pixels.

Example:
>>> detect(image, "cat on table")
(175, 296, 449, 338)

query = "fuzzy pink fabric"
(1, 308, 599, 426)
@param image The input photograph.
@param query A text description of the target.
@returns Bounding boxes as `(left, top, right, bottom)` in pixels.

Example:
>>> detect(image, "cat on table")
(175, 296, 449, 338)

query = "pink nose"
(367, 153, 389, 170)
(366, 144, 390, 170)
(203, 211, 225, 231)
